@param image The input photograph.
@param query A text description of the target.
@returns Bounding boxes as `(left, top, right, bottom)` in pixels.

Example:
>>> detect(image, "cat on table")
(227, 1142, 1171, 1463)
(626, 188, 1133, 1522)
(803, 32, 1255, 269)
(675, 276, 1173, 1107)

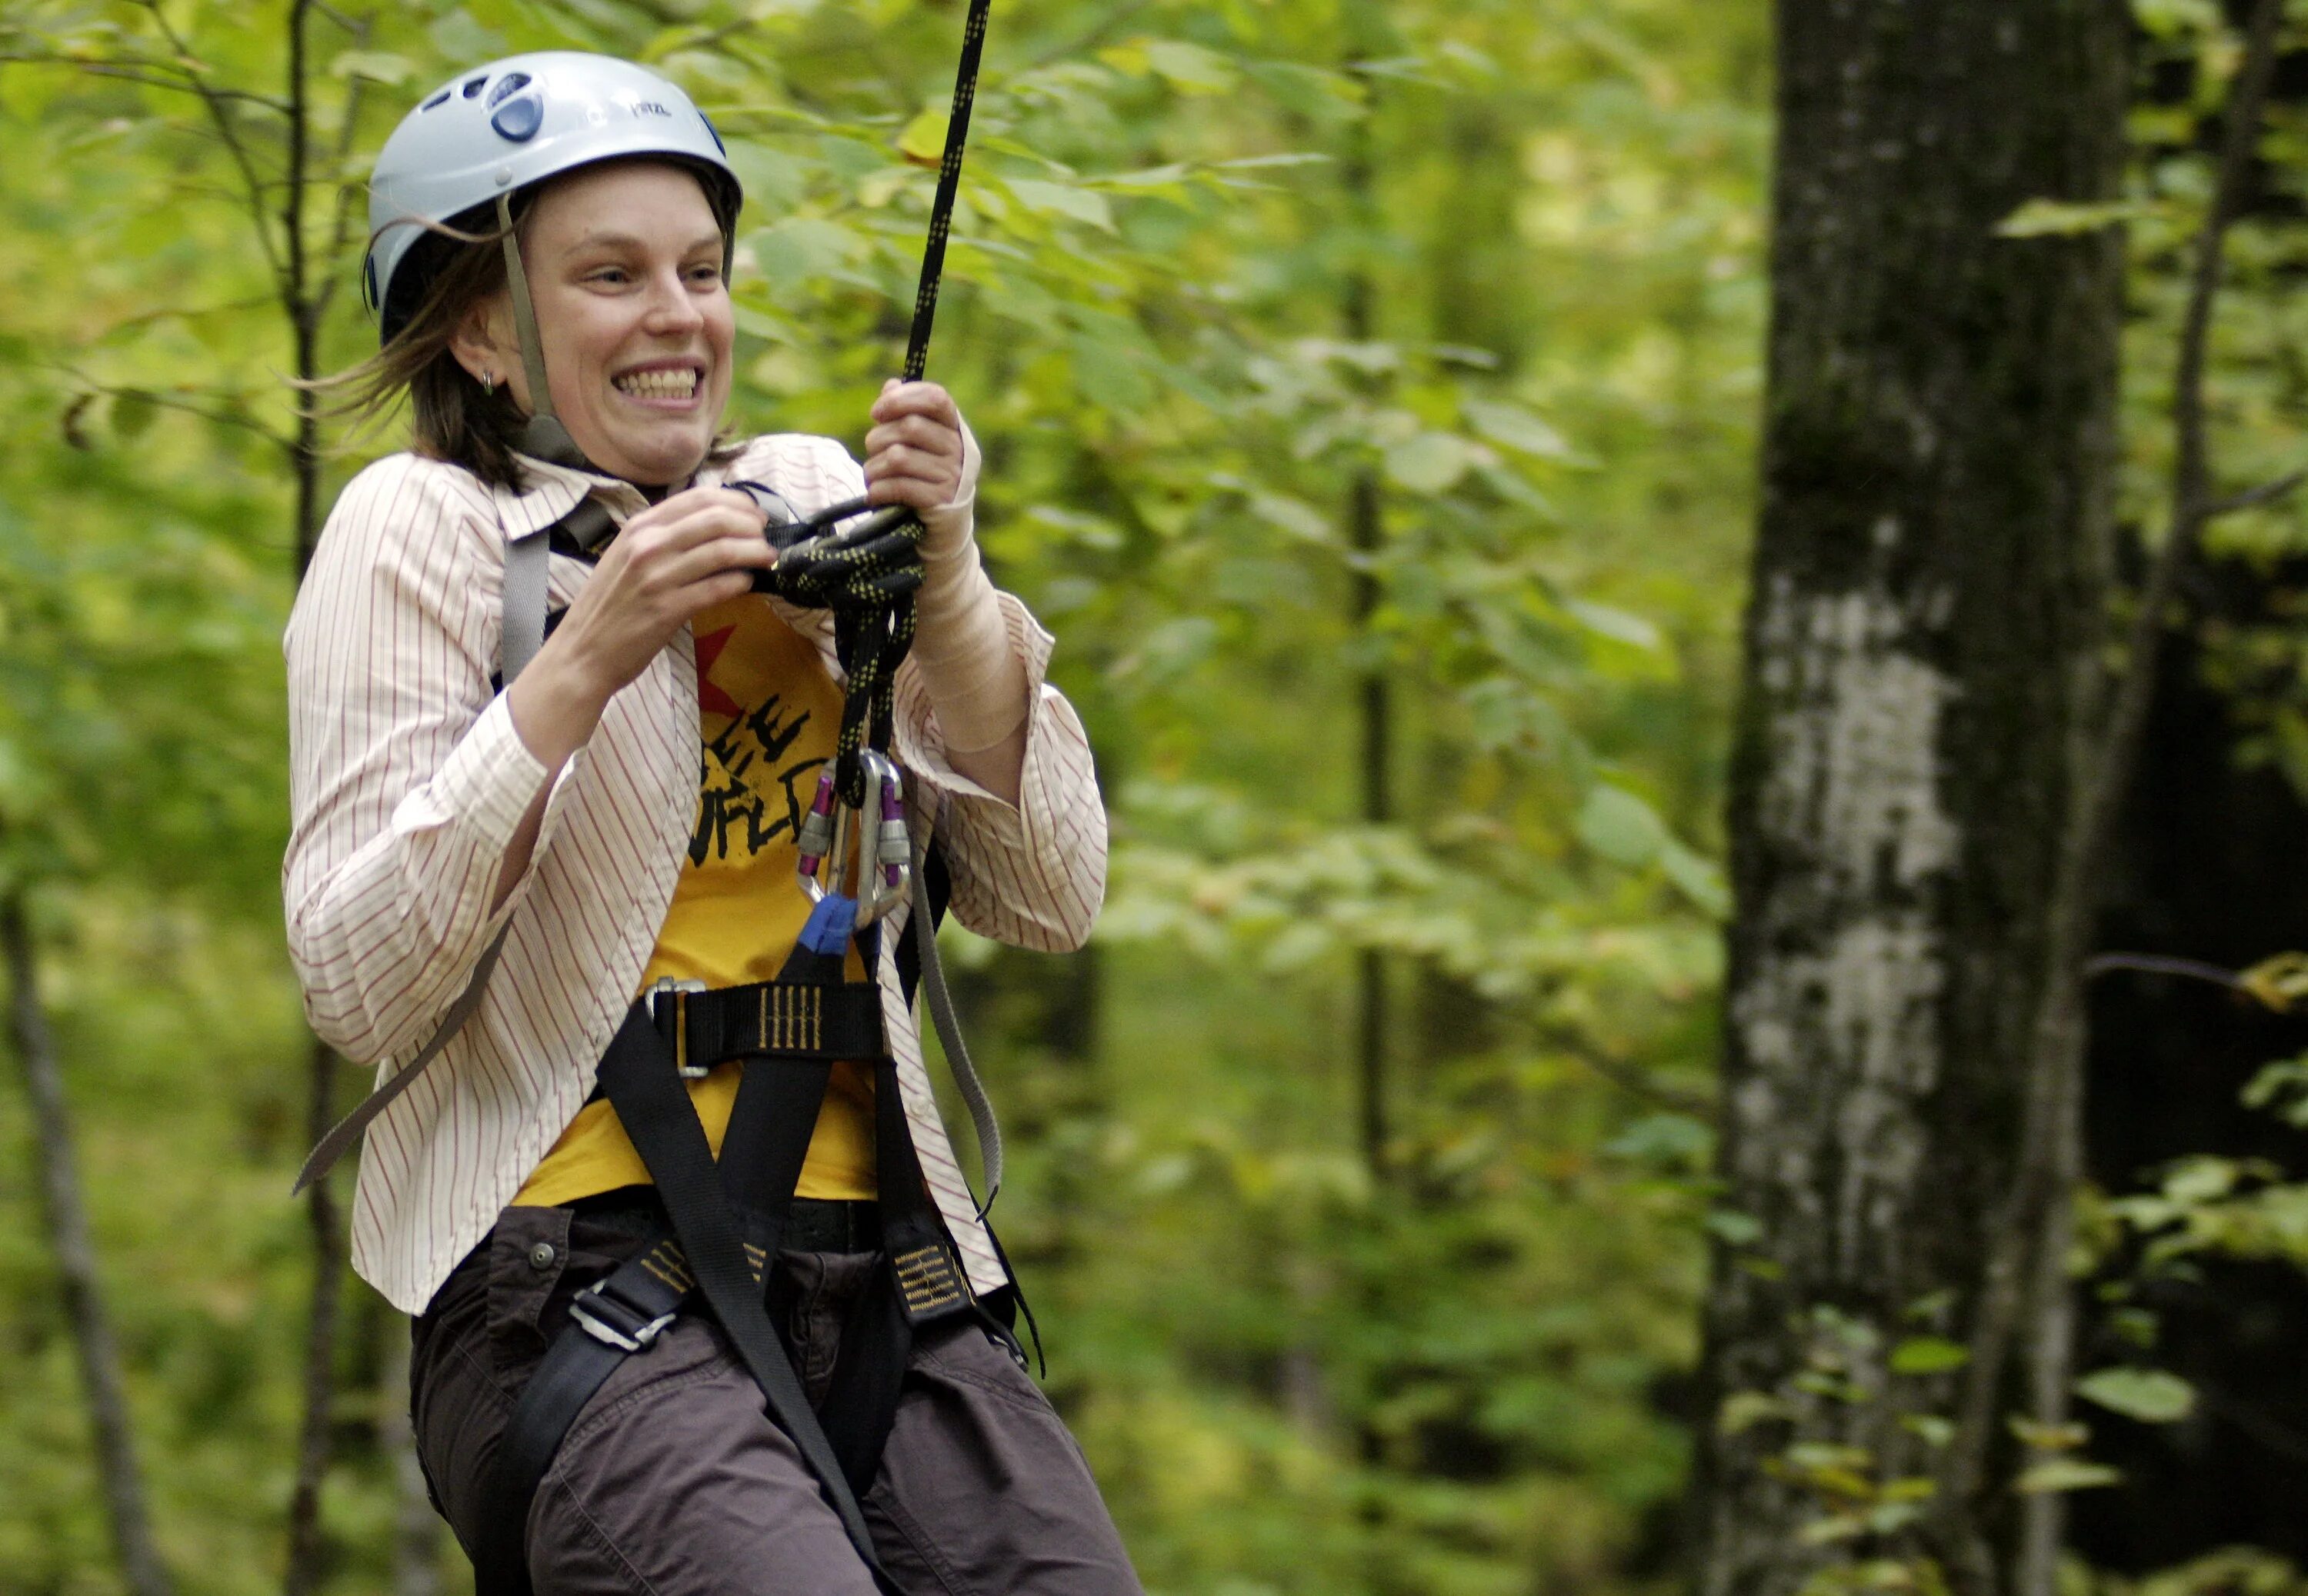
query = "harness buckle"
(855, 751, 912, 926)
(569, 1280, 678, 1353)
(649, 978, 709, 1078)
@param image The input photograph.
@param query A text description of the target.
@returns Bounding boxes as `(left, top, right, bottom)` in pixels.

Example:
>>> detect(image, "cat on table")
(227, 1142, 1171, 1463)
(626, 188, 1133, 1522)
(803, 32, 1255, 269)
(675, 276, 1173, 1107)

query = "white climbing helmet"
(363, 51, 742, 344)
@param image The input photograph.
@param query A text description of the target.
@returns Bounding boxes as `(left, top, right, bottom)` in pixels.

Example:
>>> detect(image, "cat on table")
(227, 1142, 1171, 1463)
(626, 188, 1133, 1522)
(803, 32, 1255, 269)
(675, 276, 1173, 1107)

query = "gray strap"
(495, 192, 592, 472)
(294, 924, 511, 1194)
(292, 522, 557, 1195)
(497, 192, 555, 426)
(502, 528, 550, 683)
(909, 821, 1002, 1212)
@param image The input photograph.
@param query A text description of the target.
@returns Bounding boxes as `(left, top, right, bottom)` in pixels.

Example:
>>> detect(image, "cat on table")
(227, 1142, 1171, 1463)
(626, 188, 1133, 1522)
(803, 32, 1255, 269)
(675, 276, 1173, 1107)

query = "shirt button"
(528, 1242, 558, 1271)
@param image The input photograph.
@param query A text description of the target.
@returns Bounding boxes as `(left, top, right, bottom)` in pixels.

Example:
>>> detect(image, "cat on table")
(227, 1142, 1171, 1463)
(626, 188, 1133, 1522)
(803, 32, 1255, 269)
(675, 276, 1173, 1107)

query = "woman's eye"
(689, 265, 722, 285)
(589, 268, 630, 285)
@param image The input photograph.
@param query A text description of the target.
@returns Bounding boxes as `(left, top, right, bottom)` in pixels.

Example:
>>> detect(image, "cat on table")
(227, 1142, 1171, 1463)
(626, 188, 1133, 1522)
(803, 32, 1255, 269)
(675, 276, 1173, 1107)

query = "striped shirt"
(283, 433, 1106, 1316)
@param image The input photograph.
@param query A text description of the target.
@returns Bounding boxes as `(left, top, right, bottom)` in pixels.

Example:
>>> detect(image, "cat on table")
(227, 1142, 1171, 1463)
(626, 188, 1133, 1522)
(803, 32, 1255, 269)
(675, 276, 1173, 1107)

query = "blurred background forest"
(9, 0, 2308, 1594)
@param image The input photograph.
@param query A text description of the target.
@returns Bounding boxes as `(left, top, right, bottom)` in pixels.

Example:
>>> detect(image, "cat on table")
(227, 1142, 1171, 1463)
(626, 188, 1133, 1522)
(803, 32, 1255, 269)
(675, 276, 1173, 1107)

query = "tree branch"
(311, 14, 374, 326)
(0, 52, 291, 112)
(1543, 1029, 1716, 1118)
(2083, 951, 2244, 989)
(132, 1, 288, 292)
(2203, 468, 2306, 520)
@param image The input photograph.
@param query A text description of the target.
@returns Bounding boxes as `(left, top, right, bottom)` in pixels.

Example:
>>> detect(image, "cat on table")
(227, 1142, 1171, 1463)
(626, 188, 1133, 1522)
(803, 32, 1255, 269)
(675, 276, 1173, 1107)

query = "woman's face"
(458, 160, 734, 487)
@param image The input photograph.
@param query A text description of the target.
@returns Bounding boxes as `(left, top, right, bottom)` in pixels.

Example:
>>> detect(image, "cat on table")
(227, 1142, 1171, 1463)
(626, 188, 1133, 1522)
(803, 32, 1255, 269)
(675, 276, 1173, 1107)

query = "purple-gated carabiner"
(856, 749, 912, 925)
(795, 766, 839, 903)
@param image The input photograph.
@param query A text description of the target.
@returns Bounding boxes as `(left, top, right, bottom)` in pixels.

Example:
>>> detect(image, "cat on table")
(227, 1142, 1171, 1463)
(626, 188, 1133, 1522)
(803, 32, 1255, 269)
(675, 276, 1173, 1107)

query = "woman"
(285, 52, 1136, 1594)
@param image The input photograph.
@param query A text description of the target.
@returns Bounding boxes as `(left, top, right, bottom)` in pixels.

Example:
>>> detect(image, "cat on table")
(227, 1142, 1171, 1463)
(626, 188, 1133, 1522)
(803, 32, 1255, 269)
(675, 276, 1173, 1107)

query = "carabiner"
(855, 749, 912, 925)
(795, 766, 839, 903)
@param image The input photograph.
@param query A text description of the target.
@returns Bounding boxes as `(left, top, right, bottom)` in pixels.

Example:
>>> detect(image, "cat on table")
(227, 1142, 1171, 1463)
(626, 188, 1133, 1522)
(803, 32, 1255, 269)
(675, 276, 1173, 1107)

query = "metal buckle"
(569, 1281, 676, 1353)
(649, 978, 709, 1078)
(855, 750, 912, 926)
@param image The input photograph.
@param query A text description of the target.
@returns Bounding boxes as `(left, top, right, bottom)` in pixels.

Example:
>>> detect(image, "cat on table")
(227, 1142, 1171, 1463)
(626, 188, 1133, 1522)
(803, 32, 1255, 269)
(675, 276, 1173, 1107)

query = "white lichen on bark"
(1734, 572, 1960, 1279)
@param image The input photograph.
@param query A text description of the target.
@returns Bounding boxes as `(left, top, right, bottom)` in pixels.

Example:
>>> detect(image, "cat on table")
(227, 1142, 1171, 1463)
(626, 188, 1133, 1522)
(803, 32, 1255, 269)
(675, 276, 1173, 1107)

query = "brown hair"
(305, 200, 536, 490)
(309, 163, 742, 492)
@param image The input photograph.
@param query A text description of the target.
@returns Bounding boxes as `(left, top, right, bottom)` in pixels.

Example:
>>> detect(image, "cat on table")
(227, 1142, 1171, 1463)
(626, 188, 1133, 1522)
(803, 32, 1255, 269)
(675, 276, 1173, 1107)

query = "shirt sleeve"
(281, 456, 585, 1064)
(780, 435, 1108, 954)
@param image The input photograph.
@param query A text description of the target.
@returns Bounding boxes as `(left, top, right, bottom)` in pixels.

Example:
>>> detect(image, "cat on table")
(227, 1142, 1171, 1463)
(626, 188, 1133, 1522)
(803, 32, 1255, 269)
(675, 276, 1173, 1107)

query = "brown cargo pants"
(410, 1203, 1145, 1595)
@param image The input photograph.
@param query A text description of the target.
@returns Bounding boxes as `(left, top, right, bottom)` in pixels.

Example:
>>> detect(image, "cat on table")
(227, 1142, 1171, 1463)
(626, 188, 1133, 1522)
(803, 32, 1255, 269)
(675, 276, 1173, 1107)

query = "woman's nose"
(642, 267, 705, 331)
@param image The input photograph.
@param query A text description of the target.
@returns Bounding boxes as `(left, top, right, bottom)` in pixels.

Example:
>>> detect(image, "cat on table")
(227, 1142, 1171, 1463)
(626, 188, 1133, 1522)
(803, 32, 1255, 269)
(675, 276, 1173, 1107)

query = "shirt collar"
(488, 448, 742, 544)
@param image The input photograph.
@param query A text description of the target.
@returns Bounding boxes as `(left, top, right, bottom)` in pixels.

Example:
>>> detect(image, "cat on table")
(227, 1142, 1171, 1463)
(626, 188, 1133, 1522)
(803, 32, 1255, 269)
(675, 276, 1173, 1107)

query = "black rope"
(904, 0, 995, 384)
(736, 0, 996, 807)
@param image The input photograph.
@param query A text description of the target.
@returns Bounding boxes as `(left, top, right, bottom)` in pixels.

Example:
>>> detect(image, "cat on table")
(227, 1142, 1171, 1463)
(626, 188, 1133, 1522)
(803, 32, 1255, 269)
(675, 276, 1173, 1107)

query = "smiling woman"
(447, 165, 735, 488)
(284, 49, 1134, 1596)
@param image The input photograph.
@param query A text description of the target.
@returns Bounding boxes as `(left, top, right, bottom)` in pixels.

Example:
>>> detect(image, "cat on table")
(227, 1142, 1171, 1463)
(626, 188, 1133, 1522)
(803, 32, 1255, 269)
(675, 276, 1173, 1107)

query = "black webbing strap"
(477, 1001, 979, 1588)
(473, 1229, 696, 1596)
(589, 1008, 894, 1583)
(473, 1036, 836, 1596)
(656, 977, 886, 1068)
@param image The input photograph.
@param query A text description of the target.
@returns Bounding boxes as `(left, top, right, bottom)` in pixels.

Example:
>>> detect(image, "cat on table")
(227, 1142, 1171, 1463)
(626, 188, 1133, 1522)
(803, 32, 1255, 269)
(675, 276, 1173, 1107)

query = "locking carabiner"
(795, 766, 839, 903)
(855, 749, 912, 925)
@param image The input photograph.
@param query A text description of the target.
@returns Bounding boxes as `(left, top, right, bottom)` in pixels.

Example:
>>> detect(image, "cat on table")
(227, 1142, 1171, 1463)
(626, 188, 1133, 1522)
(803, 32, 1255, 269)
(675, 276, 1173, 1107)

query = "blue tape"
(800, 894, 859, 956)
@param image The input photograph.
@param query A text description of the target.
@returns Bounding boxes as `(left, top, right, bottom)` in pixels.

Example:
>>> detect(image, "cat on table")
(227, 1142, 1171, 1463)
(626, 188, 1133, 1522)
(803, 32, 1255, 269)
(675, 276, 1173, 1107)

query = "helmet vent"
(421, 88, 450, 112)
(461, 75, 489, 98)
(486, 72, 531, 108)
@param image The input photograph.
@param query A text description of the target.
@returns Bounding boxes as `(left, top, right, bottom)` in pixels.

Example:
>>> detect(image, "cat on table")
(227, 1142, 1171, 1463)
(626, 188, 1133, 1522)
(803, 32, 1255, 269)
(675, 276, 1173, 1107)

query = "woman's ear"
(449, 294, 519, 401)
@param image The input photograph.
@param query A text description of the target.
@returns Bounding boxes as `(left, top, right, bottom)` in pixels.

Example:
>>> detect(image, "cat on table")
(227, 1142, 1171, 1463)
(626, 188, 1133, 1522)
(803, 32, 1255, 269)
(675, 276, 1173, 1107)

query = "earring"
(479, 369, 496, 395)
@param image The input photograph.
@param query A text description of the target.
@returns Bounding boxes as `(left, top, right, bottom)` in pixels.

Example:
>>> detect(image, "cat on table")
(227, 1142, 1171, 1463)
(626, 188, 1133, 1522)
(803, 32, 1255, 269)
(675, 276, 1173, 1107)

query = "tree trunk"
(3, 891, 175, 1596)
(1691, 5, 2128, 1594)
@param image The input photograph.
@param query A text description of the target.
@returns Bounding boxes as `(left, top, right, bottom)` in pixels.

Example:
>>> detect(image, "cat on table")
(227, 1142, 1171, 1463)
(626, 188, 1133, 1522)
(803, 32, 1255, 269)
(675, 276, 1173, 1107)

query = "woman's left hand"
(864, 380, 977, 541)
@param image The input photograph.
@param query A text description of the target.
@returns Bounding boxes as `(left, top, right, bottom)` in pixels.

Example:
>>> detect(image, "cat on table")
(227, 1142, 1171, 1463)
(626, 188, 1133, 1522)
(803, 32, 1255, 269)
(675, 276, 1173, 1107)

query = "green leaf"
(1143, 40, 1238, 95)
(2133, 0, 2221, 39)
(1563, 596, 1661, 651)
(1704, 1208, 1763, 1247)
(896, 108, 949, 165)
(1382, 432, 1476, 494)
(428, 12, 507, 62)
(1463, 399, 1572, 460)
(109, 390, 157, 443)
(1888, 1337, 1970, 1375)
(329, 50, 415, 85)
(1661, 842, 1730, 919)
(1004, 178, 1117, 234)
(744, 218, 868, 283)
(2075, 1368, 2196, 1424)
(1604, 1114, 1711, 1164)
(1246, 492, 1333, 545)
(1901, 1414, 1956, 1448)
(1098, 164, 1194, 191)
(1576, 783, 1667, 868)
(1995, 198, 2165, 238)
(2163, 1158, 2238, 1204)
(1716, 1391, 1792, 1435)
(2014, 1460, 2122, 1494)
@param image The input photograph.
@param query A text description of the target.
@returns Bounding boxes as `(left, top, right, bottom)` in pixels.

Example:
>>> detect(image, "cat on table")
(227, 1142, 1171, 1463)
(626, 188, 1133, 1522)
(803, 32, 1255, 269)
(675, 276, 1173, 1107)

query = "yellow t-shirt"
(514, 595, 878, 1208)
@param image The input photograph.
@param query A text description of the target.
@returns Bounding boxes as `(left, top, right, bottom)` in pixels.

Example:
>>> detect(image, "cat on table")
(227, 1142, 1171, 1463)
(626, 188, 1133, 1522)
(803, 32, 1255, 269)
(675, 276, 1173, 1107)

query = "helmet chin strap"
(495, 191, 615, 505)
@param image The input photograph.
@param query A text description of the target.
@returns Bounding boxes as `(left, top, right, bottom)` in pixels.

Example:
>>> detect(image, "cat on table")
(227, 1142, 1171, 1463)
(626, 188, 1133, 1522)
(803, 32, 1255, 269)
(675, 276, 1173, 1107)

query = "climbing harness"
(307, 22, 1022, 1592)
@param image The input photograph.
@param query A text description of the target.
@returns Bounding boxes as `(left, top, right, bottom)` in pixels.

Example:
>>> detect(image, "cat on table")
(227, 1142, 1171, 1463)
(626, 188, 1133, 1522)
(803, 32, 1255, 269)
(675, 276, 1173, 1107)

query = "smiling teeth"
(615, 369, 697, 398)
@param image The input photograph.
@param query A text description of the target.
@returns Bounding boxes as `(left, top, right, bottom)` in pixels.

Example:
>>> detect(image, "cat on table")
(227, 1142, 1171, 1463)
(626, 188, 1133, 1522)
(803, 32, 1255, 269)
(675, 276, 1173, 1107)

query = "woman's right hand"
(507, 488, 775, 769)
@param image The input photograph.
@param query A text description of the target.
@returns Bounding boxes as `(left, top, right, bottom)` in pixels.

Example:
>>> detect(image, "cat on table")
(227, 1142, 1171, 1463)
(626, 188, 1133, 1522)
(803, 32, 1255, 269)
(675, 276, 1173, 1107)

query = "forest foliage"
(5, 0, 2305, 1593)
